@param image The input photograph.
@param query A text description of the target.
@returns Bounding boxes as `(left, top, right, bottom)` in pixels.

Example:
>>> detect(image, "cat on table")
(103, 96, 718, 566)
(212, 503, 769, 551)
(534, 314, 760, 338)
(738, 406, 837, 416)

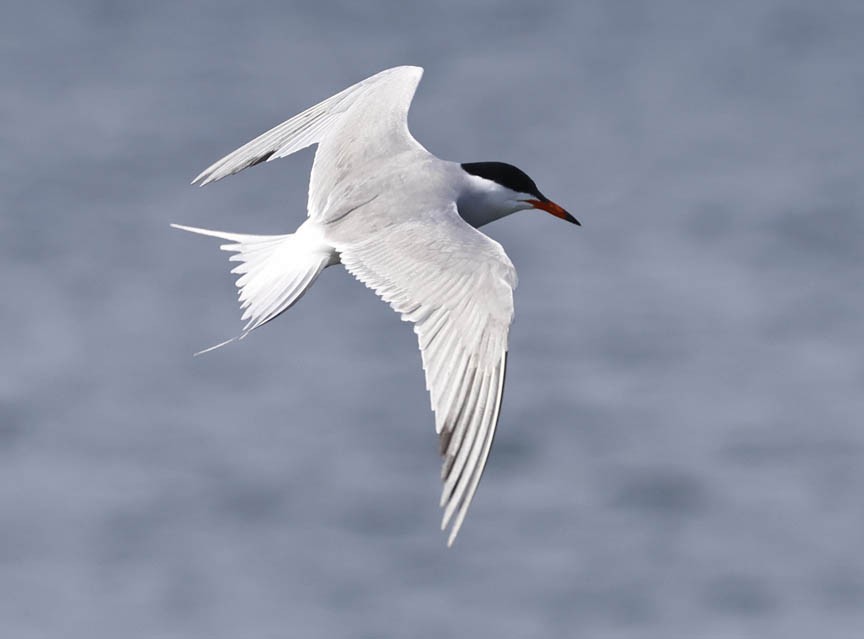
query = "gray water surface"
(2, 1, 863, 637)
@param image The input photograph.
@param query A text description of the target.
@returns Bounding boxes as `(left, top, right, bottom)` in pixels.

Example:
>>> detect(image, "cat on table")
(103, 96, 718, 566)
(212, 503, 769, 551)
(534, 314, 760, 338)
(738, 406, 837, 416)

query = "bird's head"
(459, 162, 579, 226)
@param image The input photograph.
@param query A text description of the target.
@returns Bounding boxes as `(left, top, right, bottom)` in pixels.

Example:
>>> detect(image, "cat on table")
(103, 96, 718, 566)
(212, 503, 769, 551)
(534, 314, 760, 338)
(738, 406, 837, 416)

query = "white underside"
(177, 65, 519, 546)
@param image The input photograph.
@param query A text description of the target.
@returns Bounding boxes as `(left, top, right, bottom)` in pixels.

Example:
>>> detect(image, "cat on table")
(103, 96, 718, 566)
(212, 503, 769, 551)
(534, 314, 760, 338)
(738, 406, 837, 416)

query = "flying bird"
(174, 66, 578, 545)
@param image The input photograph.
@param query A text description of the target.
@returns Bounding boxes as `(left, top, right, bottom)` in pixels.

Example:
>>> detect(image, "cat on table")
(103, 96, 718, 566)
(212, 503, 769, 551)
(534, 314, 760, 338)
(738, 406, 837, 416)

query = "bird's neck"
(455, 173, 520, 228)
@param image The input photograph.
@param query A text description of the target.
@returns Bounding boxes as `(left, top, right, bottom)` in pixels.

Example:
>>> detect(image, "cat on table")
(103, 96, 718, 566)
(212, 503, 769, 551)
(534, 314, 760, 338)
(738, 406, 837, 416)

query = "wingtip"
(191, 166, 218, 186)
(440, 504, 464, 546)
(441, 518, 457, 548)
(170, 223, 200, 234)
(441, 498, 459, 531)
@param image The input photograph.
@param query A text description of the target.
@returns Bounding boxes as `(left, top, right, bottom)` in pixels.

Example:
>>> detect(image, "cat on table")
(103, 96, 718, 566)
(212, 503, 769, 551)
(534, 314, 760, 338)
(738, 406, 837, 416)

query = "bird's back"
(307, 67, 430, 223)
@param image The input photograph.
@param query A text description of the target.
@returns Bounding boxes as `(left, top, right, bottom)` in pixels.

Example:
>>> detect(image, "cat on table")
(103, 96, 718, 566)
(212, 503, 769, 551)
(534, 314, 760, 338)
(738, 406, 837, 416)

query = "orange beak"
(525, 199, 580, 225)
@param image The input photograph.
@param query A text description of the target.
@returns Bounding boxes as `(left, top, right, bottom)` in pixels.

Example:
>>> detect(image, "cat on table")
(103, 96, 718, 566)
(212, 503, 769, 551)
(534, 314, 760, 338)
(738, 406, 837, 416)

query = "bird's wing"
(191, 66, 424, 188)
(331, 202, 517, 546)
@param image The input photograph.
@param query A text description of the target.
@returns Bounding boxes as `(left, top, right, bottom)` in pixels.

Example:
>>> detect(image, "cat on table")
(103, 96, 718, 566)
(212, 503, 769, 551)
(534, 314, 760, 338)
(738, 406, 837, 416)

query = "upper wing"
(331, 202, 518, 546)
(191, 66, 424, 188)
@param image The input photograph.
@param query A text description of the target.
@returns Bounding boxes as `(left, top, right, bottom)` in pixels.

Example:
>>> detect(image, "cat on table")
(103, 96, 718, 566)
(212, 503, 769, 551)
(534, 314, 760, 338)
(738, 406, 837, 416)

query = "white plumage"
(175, 66, 575, 545)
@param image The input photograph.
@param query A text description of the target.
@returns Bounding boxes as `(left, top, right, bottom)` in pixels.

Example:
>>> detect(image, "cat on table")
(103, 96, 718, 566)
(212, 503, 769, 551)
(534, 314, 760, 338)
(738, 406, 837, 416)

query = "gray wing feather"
(192, 66, 424, 188)
(332, 203, 517, 546)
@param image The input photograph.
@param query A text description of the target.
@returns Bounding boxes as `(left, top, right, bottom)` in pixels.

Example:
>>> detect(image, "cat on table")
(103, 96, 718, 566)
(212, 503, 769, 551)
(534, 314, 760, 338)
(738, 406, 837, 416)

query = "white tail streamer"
(172, 222, 334, 352)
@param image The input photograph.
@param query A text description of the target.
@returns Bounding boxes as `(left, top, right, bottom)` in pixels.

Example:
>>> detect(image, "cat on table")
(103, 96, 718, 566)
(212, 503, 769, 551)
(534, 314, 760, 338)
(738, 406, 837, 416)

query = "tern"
(174, 66, 578, 545)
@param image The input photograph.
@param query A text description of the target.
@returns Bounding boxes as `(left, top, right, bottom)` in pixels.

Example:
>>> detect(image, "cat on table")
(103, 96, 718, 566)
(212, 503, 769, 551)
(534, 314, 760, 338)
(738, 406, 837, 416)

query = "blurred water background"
(2, 1, 863, 637)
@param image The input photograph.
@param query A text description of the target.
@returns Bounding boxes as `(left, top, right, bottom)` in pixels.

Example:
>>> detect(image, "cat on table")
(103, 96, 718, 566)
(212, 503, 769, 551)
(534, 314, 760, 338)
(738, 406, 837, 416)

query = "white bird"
(173, 66, 578, 546)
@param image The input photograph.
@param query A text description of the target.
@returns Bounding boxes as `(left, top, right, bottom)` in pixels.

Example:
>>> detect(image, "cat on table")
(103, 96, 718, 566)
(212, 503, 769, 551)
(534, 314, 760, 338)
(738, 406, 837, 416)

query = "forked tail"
(172, 222, 335, 353)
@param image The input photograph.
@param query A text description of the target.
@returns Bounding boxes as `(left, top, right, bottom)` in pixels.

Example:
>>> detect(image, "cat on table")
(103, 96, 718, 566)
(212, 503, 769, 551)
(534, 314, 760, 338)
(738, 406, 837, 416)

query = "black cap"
(461, 162, 547, 201)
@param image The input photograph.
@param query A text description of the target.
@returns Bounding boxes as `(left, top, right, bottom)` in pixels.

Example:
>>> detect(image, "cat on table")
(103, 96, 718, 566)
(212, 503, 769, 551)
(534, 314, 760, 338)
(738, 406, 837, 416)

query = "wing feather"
(188, 66, 519, 545)
(192, 66, 424, 187)
(333, 204, 517, 545)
